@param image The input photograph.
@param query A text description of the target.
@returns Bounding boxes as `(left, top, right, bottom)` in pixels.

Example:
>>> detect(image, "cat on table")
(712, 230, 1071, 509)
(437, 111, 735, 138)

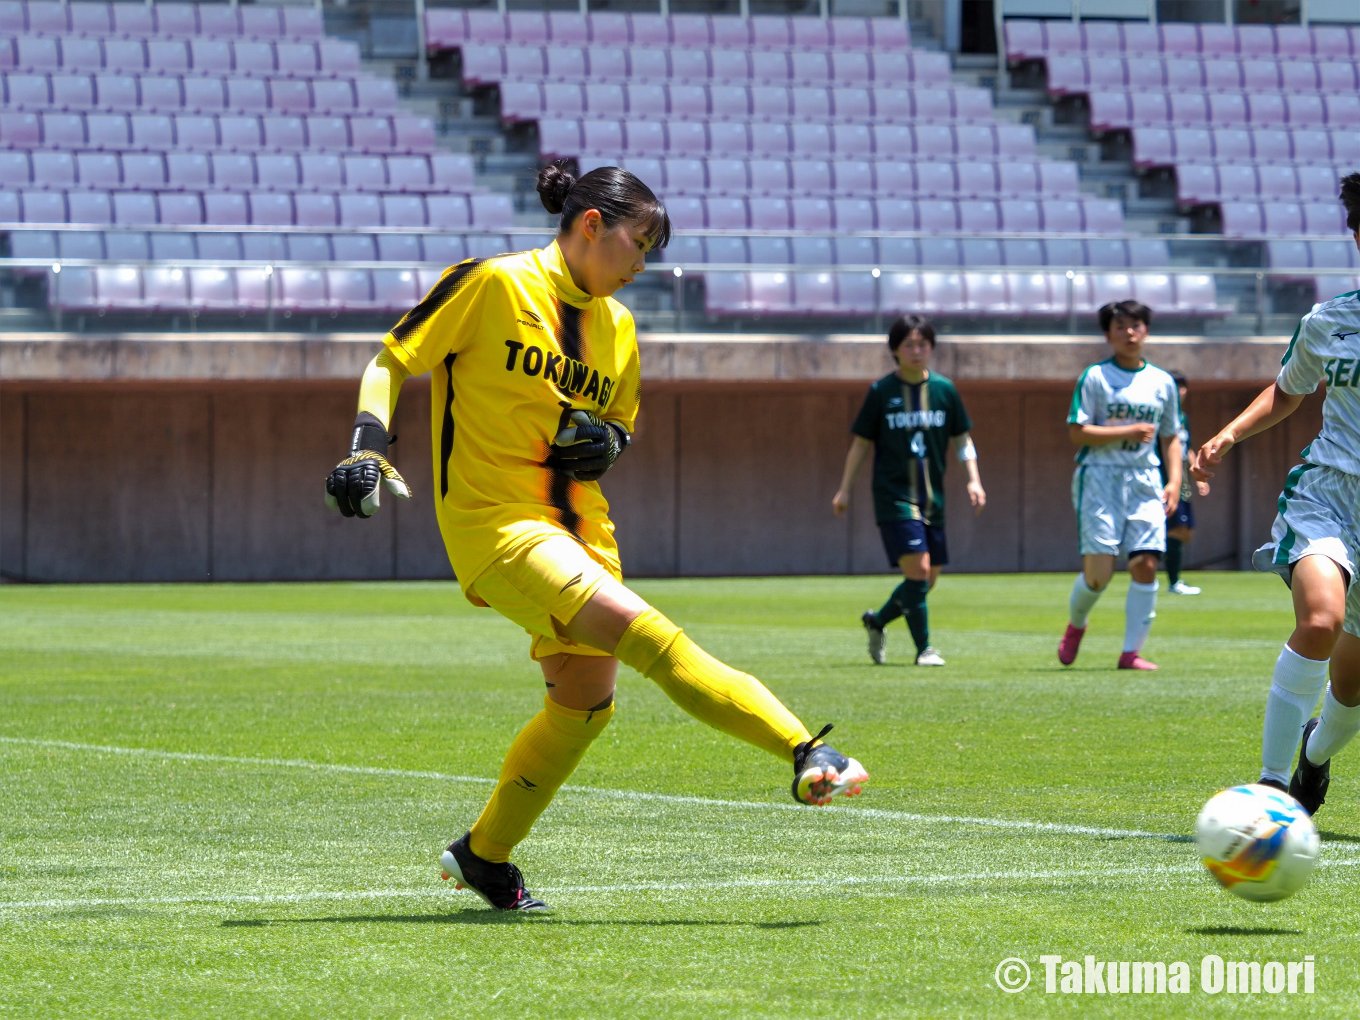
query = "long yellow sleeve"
(357, 348, 410, 430)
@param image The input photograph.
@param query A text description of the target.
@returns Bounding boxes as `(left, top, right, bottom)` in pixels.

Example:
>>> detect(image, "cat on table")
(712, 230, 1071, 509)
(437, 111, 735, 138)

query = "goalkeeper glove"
(325, 411, 412, 519)
(548, 409, 630, 482)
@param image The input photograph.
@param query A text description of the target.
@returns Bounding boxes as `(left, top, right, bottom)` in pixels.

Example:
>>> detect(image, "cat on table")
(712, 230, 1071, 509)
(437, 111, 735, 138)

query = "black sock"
(898, 579, 931, 654)
(1166, 538, 1182, 585)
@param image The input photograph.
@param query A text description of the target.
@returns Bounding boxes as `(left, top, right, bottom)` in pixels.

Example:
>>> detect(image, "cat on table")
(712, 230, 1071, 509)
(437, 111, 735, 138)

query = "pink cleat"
(1058, 624, 1086, 666)
(1117, 652, 1158, 671)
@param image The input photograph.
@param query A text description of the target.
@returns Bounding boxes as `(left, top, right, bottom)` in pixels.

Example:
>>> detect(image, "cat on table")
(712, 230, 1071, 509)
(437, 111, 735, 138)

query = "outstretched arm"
(832, 436, 872, 517)
(325, 350, 415, 519)
(952, 432, 986, 515)
(1192, 383, 1305, 481)
(356, 348, 411, 430)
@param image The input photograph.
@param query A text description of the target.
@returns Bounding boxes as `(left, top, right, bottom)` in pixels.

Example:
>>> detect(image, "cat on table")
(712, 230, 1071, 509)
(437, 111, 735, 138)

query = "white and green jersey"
(1067, 358, 1180, 468)
(1278, 289, 1360, 477)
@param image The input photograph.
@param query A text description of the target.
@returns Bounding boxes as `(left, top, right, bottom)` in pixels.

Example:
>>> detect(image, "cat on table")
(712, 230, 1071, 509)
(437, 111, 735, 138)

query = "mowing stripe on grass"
(0, 735, 1192, 842)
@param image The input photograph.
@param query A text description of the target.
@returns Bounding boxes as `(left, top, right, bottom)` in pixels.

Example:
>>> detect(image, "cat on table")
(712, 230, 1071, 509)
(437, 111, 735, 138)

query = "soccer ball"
(1195, 784, 1320, 902)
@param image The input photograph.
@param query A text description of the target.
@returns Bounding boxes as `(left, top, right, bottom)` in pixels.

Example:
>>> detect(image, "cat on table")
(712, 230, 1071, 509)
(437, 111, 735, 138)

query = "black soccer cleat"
(861, 611, 886, 665)
(792, 724, 869, 805)
(439, 833, 549, 912)
(1257, 777, 1288, 793)
(1289, 717, 1330, 817)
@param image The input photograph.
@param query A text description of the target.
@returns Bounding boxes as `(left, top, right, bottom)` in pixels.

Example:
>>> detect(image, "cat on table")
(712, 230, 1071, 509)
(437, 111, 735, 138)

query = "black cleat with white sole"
(792, 724, 869, 805)
(1289, 717, 1330, 816)
(439, 832, 549, 912)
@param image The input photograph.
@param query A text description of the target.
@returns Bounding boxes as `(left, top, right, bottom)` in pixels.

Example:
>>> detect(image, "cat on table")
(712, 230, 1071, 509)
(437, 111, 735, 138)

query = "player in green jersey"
(833, 315, 986, 666)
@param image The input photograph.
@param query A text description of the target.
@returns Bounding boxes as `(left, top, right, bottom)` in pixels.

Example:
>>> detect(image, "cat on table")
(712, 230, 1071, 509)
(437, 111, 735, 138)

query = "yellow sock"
(468, 696, 614, 863)
(614, 608, 811, 762)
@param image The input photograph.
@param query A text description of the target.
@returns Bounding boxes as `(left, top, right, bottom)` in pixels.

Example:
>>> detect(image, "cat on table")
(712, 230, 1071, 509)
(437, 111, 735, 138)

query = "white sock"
(1261, 644, 1329, 784)
(1069, 574, 1101, 629)
(1305, 683, 1360, 765)
(1122, 580, 1158, 653)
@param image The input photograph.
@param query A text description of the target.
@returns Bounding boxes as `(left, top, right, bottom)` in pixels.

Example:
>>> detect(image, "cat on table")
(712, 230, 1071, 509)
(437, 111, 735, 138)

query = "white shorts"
(1072, 465, 1167, 558)
(1255, 463, 1360, 639)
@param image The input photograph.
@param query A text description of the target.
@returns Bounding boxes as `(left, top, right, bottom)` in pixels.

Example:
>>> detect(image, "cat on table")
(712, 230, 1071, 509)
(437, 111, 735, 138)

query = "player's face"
(1105, 314, 1148, 360)
(578, 211, 653, 297)
(893, 330, 933, 373)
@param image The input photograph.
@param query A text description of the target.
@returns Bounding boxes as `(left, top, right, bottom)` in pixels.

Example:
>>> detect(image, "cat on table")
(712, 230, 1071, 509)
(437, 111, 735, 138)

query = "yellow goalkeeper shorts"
(468, 526, 620, 661)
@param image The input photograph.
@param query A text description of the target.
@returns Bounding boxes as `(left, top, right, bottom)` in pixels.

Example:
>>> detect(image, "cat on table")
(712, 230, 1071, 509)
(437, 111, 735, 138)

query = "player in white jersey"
(1059, 300, 1182, 671)
(1194, 172, 1360, 816)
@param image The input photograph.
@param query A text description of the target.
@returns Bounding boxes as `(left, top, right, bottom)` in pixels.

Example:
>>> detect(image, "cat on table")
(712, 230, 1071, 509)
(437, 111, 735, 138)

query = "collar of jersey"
(541, 241, 595, 309)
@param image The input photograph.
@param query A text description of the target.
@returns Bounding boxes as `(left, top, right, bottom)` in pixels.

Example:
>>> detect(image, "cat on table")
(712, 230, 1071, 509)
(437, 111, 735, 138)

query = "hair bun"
(537, 160, 576, 216)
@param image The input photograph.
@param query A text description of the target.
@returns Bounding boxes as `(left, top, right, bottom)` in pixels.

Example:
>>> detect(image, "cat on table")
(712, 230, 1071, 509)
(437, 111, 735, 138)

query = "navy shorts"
(1169, 498, 1196, 531)
(879, 519, 949, 568)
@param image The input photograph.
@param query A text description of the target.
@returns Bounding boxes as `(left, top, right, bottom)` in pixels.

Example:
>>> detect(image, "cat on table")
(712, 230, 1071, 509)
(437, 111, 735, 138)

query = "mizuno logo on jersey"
(886, 409, 946, 429)
(1323, 357, 1360, 388)
(503, 340, 615, 407)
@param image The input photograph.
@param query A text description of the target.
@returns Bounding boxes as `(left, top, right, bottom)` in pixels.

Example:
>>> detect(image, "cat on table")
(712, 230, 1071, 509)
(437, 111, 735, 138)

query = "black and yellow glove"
(548, 409, 630, 482)
(325, 411, 411, 518)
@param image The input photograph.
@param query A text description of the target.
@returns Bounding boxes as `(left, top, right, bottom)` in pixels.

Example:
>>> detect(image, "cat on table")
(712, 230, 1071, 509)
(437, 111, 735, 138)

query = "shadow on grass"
(1319, 830, 1360, 844)
(224, 914, 821, 929)
(1186, 926, 1305, 936)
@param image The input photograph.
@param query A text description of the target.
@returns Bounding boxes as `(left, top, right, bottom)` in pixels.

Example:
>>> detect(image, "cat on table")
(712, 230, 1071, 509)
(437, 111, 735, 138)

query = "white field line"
(0, 866, 1203, 912)
(0, 735, 1189, 842)
(6, 858, 1360, 913)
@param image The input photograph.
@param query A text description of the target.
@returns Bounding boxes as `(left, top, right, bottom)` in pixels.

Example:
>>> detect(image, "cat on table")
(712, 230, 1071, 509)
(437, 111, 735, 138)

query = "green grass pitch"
(2, 573, 1358, 1018)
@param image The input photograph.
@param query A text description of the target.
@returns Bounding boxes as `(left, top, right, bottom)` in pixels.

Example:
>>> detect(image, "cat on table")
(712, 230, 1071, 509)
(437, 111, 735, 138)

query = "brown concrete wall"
(0, 378, 1325, 582)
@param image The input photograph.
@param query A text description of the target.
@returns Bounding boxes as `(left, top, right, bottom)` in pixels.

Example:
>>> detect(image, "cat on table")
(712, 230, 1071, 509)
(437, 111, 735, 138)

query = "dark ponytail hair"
(537, 159, 671, 249)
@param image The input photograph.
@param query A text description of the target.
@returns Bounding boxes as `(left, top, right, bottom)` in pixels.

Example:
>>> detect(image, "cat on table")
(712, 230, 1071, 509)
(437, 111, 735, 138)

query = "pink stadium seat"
(241, 6, 283, 41)
(790, 52, 829, 84)
(833, 159, 872, 194)
(7, 74, 51, 109)
(1177, 163, 1218, 203)
(1256, 164, 1297, 200)
(425, 9, 466, 48)
(873, 161, 914, 196)
(1249, 93, 1287, 127)
(142, 267, 189, 310)
(1082, 198, 1123, 233)
(659, 120, 700, 155)
(503, 45, 545, 81)
(879, 271, 921, 313)
(172, 112, 215, 147)
(791, 271, 836, 313)
(247, 191, 292, 226)
(146, 39, 189, 74)
(196, 4, 240, 38)
(229, 78, 270, 112)
(101, 38, 144, 74)
(961, 238, 1000, 266)
(26, 1, 65, 34)
(1004, 20, 1043, 61)
(544, 47, 586, 82)
(1236, 25, 1275, 59)
(703, 272, 747, 314)
(999, 161, 1038, 197)
(1240, 59, 1280, 92)
(1197, 24, 1235, 58)
(1291, 128, 1331, 163)
(31, 150, 74, 187)
(1043, 22, 1082, 56)
(276, 268, 326, 311)
(183, 76, 226, 113)
(76, 150, 118, 187)
(1044, 56, 1086, 96)
(628, 13, 669, 47)
(138, 78, 180, 113)
(1000, 200, 1041, 232)
(790, 158, 831, 195)
(1207, 93, 1246, 126)
(955, 161, 996, 198)
(1219, 201, 1263, 236)
(1202, 58, 1241, 92)
(1172, 274, 1220, 315)
(157, 192, 201, 225)
(919, 271, 965, 314)
(1303, 202, 1344, 235)
(587, 13, 629, 47)
(1082, 20, 1121, 53)
(293, 193, 336, 227)
(916, 199, 956, 233)
(953, 125, 993, 159)
(68, 189, 112, 223)
(422, 195, 468, 229)
(202, 191, 247, 225)
(1002, 238, 1044, 266)
(750, 15, 791, 50)
(548, 12, 589, 46)
(1085, 239, 1127, 269)
(711, 15, 752, 49)
(465, 10, 506, 44)
(623, 84, 665, 119)
(1120, 23, 1159, 54)
(506, 11, 549, 45)
(60, 37, 102, 73)
(621, 119, 661, 154)
(962, 271, 1008, 313)
(958, 200, 999, 234)
(381, 194, 425, 228)
(587, 47, 627, 80)
(233, 41, 276, 77)
(165, 152, 209, 190)
(1161, 58, 1201, 91)
(747, 272, 794, 313)
(1123, 58, 1162, 92)
(20, 188, 63, 221)
(86, 112, 129, 147)
(995, 124, 1036, 158)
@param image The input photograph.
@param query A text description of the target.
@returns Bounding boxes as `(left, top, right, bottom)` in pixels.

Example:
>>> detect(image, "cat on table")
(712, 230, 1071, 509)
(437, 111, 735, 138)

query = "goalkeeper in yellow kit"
(325, 162, 868, 912)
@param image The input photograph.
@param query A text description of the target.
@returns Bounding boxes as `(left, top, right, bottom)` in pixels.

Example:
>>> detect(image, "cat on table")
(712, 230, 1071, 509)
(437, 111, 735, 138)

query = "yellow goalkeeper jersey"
(381, 241, 641, 593)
